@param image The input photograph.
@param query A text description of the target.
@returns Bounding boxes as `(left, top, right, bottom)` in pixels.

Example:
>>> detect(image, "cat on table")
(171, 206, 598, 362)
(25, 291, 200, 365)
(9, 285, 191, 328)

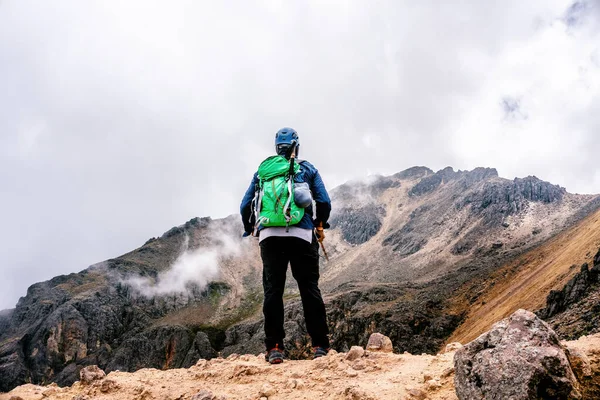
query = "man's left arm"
(240, 173, 259, 234)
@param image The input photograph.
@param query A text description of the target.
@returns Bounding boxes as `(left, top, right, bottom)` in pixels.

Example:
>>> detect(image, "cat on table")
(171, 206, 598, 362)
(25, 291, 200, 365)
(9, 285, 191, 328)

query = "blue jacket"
(240, 159, 331, 234)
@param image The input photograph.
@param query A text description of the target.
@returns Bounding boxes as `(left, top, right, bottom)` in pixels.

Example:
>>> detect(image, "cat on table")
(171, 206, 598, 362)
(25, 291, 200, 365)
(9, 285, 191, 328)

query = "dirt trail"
(449, 208, 600, 345)
(5, 332, 600, 400)
(1, 348, 458, 400)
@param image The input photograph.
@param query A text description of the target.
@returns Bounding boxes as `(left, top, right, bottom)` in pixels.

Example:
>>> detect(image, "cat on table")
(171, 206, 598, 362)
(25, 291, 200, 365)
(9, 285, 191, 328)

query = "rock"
(259, 383, 276, 398)
(477, 176, 564, 213)
(230, 364, 268, 378)
(183, 332, 218, 366)
(191, 389, 215, 400)
(564, 343, 597, 398)
(108, 325, 199, 372)
(425, 378, 442, 391)
(382, 229, 428, 256)
(406, 387, 427, 399)
(9, 396, 25, 400)
(79, 365, 106, 385)
(343, 386, 376, 400)
(366, 333, 393, 353)
(329, 205, 386, 245)
(451, 240, 475, 255)
(409, 173, 444, 196)
(538, 262, 599, 319)
(286, 378, 303, 389)
(351, 360, 367, 370)
(440, 367, 454, 378)
(345, 346, 365, 361)
(41, 386, 58, 396)
(454, 309, 581, 400)
(136, 389, 155, 400)
(99, 379, 119, 393)
(394, 166, 434, 180)
(442, 342, 462, 354)
(566, 344, 592, 378)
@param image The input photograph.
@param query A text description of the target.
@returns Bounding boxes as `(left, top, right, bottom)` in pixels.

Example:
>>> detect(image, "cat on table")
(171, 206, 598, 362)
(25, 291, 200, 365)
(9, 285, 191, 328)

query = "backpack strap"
(283, 177, 293, 228)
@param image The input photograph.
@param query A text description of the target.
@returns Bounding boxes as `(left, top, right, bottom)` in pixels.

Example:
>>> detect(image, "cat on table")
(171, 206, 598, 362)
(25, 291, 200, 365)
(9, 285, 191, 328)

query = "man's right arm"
(240, 173, 259, 234)
(308, 166, 331, 229)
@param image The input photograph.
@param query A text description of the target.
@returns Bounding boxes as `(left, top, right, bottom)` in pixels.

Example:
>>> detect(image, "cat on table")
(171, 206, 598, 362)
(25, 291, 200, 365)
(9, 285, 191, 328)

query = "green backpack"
(254, 155, 305, 231)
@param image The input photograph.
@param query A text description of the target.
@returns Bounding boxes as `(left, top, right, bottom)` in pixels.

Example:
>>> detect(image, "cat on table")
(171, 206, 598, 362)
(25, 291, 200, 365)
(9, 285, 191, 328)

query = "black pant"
(259, 235, 329, 351)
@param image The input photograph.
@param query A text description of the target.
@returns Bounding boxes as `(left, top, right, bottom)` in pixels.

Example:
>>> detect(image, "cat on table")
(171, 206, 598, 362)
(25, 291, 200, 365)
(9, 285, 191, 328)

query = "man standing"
(240, 127, 331, 364)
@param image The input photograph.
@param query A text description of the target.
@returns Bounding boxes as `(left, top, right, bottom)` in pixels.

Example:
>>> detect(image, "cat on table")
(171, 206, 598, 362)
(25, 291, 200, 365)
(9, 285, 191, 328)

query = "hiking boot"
(313, 346, 329, 359)
(266, 345, 284, 364)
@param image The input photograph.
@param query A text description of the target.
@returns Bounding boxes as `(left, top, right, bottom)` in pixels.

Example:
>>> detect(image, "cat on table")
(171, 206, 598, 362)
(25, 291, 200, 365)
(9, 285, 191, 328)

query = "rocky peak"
(463, 167, 499, 183)
(393, 166, 433, 180)
(330, 175, 399, 203)
(161, 216, 212, 239)
(408, 167, 498, 197)
(513, 175, 566, 203)
(455, 174, 566, 226)
(480, 175, 565, 208)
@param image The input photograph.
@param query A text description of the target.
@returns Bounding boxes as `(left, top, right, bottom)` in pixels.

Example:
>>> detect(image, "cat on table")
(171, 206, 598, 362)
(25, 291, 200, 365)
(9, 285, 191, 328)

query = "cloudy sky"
(1, 0, 599, 309)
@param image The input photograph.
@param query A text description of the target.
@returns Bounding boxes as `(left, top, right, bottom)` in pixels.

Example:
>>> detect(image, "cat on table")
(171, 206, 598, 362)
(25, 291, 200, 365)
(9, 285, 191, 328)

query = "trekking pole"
(287, 141, 297, 174)
(284, 141, 298, 233)
(316, 222, 329, 262)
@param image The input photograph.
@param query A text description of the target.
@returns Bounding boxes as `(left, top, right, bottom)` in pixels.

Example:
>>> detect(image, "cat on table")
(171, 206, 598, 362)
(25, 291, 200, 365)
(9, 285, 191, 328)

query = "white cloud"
(361, 134, 381, 149)
(449, 12, 600, 190)
(123, 231, 242, 297)
(1, 0, 599, 308)
(17, 119, 47, 158)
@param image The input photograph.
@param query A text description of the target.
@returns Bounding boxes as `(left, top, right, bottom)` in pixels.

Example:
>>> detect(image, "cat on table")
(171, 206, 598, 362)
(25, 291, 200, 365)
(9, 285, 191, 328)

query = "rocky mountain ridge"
(541, 249, 600, 340)
(1, 165, 599, 392)
(3, 311, 600, 400)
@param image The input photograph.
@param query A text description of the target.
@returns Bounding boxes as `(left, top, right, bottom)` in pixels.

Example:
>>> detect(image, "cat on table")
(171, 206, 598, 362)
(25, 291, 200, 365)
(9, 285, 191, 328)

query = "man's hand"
(315, 226, 325, 241)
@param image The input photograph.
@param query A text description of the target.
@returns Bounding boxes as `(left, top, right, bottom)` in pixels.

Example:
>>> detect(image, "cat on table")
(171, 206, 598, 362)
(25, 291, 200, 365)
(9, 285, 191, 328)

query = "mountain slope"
(448, 207, 600, 345)
(1, 166, 599, 391)
(322, 166, 591, 289)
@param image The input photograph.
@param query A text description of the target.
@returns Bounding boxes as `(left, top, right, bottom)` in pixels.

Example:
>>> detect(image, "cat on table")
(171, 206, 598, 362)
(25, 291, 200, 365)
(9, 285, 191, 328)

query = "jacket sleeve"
(309, 167, 332, 228)
(240, 173, 259, 233)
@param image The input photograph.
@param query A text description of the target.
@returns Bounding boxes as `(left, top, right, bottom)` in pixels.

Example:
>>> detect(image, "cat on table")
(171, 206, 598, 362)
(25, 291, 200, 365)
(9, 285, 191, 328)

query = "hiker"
(240, 127, 332, 364)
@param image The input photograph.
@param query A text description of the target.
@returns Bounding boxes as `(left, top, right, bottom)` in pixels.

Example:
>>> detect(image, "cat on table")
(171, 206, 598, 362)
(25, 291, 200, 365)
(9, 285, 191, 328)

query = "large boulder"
(366, 333, 393, 353)
(454, 309, 581, 400)
(79, 365, 105, 385)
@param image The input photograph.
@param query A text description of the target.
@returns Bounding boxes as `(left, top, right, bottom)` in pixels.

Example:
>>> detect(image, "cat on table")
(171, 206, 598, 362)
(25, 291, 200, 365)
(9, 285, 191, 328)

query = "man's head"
(275, 127, 299, 158)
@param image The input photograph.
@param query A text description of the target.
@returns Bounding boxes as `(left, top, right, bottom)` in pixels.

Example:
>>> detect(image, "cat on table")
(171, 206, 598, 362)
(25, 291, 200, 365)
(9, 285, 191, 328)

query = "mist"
(124, 231, 243, 298)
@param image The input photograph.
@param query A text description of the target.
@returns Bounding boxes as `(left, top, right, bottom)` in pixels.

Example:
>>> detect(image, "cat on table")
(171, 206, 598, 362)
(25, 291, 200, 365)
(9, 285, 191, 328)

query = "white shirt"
(259, 226, 313, 243)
